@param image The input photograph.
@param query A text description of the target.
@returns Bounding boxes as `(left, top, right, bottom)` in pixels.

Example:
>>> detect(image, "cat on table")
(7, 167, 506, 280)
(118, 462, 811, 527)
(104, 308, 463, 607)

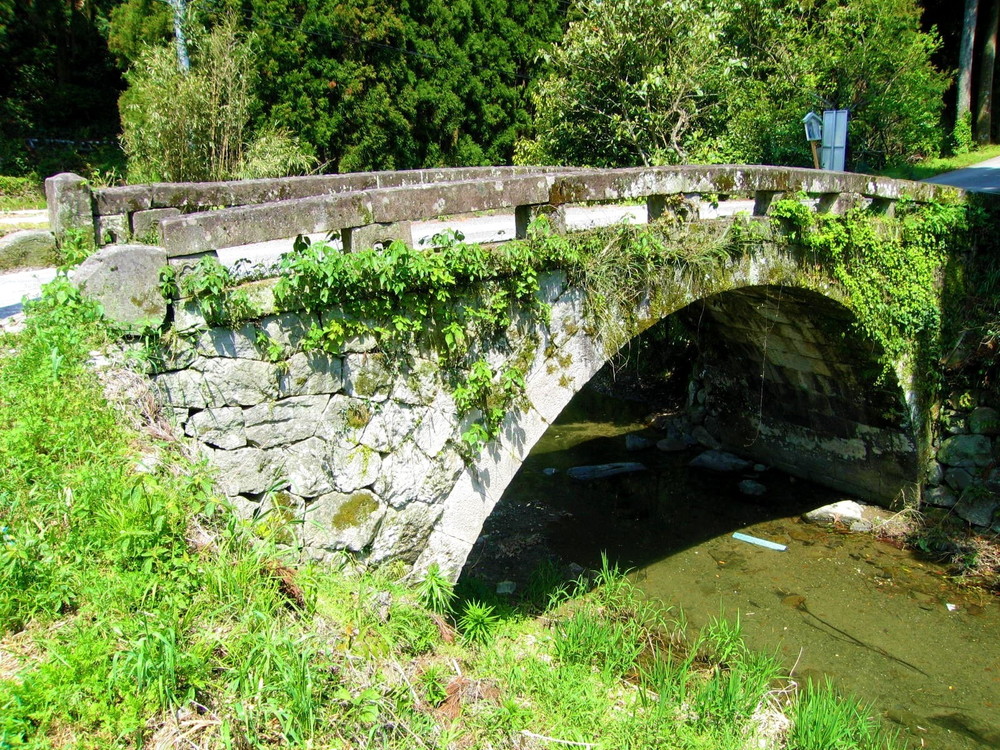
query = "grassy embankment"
(0, 276, 907, 749)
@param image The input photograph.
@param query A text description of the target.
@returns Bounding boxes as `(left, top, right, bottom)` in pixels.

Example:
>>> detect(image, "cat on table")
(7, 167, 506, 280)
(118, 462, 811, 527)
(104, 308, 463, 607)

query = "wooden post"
(809, 140, 821, 170)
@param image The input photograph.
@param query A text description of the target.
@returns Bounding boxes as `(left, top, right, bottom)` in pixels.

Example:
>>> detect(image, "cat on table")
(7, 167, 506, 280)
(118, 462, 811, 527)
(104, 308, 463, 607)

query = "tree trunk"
(171, 0, 190, 73)
(978, 0, 1000, 143)
(959, 0, 980, 121)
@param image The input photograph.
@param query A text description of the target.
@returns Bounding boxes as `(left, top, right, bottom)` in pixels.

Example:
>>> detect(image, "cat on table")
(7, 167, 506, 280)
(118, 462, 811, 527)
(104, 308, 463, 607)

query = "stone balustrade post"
(647, 193, 701, 223)
(342, 222, 413, 252)
(515, 204, 566, 239)
(868, 197, 896, 216)
(45, 172, 96, 246)
(752, 190, 786, 217)
(815, 192, 864, 215)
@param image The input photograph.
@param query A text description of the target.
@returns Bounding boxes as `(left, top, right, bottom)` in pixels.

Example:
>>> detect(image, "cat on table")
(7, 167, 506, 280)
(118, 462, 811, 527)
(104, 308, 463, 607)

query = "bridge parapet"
(44, 165, 580, 247)
(45, 165, 962, 261)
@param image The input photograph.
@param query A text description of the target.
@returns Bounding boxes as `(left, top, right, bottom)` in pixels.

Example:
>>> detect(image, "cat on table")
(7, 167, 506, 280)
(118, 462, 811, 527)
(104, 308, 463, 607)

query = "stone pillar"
(868, 197, 896, 217)
(752, 190, 786, 217)
(342, 222, 412, 252)
(815, 192, 863, 215)
(647, 193, 701, 223)
(45, 172, 95, 245)
(515, 204, 566, 239)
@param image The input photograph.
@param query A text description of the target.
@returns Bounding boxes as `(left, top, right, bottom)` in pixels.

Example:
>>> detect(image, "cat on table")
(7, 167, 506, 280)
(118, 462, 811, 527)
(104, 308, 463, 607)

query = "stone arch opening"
(422, 281, 919, 580)
(677, 285, 918, 505)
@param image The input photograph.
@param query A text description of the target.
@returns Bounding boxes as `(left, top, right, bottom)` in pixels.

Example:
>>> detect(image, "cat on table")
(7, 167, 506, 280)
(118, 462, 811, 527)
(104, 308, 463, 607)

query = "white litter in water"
(732, 532, 787, 551)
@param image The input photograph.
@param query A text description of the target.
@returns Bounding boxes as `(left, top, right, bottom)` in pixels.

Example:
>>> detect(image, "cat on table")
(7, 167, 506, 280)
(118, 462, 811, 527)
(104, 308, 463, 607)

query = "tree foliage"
(119, 19, 314, 182)
(520, 0, 949, 171)
(229, 0, 565, 171)
(517, 0, 731, 167)
(0, 0, 123, 174)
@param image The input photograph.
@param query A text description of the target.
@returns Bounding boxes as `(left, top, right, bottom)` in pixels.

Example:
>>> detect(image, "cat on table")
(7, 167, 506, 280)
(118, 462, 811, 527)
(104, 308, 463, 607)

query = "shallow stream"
(463, 388, 1000, 749)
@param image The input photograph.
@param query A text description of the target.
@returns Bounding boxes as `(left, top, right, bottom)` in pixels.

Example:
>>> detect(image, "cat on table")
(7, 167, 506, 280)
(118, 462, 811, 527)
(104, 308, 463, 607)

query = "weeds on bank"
(875, 507, 1000, 593)
(0, 278, 903, 748)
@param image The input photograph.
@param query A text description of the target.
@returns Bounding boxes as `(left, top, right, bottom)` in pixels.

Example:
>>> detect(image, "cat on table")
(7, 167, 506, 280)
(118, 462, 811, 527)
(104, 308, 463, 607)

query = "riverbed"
(462, 387, 1000, 749)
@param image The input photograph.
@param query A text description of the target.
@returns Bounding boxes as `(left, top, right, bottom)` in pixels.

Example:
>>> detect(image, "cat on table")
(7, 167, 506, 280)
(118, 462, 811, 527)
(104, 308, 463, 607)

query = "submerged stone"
(738, 479, 767, 497)
(656, 437, 689, 452)
(625, 433, 652, 451)
(567, 462, 646, 480)
(688, 450, 752, 473)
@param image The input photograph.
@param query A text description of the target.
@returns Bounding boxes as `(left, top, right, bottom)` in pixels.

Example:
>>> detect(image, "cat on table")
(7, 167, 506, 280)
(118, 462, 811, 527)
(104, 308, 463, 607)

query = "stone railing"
(149, 165, 960, 262)
(44, 165, 581, 247)
(46, 164, 963, 274)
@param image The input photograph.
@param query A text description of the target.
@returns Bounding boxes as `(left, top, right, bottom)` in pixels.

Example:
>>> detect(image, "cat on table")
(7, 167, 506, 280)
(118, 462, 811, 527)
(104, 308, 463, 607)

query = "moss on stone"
(331, 491, 379, 530)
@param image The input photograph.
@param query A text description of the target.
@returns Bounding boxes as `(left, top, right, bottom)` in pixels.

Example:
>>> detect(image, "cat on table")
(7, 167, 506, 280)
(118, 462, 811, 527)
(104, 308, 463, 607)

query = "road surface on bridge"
(925, 154, 1000, 193)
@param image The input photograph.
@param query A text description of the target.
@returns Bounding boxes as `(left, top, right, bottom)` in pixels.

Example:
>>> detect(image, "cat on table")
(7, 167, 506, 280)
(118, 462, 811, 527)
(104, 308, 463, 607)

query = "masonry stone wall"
(153, 240, 921, 579)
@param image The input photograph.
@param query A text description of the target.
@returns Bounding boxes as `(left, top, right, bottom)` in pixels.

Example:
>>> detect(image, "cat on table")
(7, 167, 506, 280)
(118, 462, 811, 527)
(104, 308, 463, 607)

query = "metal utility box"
(821, 109, 849, 171)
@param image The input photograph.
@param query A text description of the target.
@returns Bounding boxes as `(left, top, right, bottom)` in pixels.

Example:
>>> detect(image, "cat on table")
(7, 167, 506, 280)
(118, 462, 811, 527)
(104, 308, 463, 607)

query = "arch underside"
(418, 278, 918, 579)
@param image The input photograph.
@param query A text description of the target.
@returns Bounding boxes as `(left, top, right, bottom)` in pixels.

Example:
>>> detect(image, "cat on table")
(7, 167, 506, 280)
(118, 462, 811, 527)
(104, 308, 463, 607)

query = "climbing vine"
(171, 200, 963, 452)
(770, 197, 965, 391)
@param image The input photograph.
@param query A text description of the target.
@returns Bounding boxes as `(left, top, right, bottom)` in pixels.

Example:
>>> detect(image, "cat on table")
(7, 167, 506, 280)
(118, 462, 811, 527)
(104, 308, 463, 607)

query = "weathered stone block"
(369, 502, 442, 566)
(924, 485, 957, 508)
(515, 204, 566, 239)
(301, 490, 386, 552)
(803, 500, 864, 525)
(944, 467, 975, 493)
(96, 213, 129, 245)
(412, 406, 456, 458)
(360, 401, 421, 452)
(374, 441, 437, 508)
(969, 406, 1000, 436)
(45, 172, 94, 243)
(244, 395, 330, 449)
(330, 443, 382, 493)
(342, 221, 412, 252)
(154, 369, 211, 408)
(954, 494, 999, 527)
(284, 437, 334, 497)
(344, 354, 394, 401)
(200, 358, 282, 406)
(173, 300, 208, 334)
(0, 230, 58, 271)
(185, 406, 247, 449)
(260, 312, 315, 350)
(196, 325, 259, 358)
(205, 445, 283, 496)
(279, 351, 344, 396)
(132, 207, 182, 239)
(73, 244, 168, 329)
(937, 434, 993, 468)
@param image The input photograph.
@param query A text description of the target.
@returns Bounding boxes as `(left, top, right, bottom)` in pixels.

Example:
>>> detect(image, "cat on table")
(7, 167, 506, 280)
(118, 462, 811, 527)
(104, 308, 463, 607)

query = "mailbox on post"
(802, 111, 823, 169)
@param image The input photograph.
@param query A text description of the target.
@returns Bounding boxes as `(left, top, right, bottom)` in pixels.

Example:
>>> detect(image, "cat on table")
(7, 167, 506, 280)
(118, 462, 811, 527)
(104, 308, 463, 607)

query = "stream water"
(462, 387, 1000, 749)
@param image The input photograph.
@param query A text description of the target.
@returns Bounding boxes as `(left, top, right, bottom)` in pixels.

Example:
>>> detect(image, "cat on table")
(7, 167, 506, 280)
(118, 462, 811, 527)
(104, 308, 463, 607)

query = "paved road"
(925, 155, 1000, 193)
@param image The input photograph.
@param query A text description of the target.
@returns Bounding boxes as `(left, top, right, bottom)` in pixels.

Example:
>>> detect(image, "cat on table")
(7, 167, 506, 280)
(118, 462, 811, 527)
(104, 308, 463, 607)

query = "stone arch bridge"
(48, 165, 961, 577)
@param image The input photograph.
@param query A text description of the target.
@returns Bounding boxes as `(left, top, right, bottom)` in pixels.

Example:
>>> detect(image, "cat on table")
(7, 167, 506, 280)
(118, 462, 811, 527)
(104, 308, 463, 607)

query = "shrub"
(119, 18, 314, 183)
